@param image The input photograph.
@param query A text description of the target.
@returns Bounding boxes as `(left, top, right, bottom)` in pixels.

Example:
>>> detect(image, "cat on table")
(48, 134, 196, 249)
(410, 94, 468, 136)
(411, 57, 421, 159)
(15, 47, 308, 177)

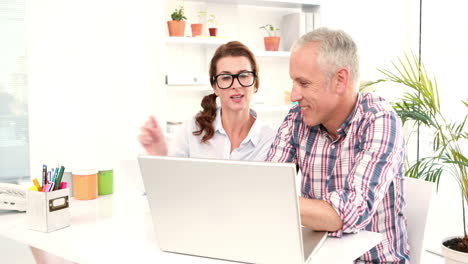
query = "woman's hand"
(138, 116, 168, 156)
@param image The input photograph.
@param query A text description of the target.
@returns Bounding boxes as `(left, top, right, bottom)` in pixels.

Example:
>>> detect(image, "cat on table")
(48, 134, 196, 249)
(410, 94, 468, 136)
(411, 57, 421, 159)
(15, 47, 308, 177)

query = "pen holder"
(26, 188, 70, 233)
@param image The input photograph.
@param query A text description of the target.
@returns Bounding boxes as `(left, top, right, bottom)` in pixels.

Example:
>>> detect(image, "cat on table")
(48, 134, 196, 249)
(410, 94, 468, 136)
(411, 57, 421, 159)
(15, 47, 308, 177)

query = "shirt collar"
(214, 107, 224, 134)
(214, 107, 260, 146)
(336, 92, 362, 137)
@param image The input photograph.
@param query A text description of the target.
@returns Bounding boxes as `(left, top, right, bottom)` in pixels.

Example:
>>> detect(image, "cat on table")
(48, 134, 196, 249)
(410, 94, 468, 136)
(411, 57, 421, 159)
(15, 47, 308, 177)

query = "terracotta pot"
(191, 24, 203, 37)
(209, 28, 218, 37)
(442, 236, 468, 264)
(167, 20, 185, 37)
(264, 36, 280, 51)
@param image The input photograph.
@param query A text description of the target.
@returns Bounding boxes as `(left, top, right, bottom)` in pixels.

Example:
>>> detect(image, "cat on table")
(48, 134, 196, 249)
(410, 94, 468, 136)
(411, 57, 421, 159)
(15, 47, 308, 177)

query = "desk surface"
(0, 193, 381, 264)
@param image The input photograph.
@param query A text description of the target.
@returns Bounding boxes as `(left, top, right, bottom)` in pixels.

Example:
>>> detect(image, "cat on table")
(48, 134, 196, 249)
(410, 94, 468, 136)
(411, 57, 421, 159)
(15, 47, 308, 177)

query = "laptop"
(138, 155, 327, 264)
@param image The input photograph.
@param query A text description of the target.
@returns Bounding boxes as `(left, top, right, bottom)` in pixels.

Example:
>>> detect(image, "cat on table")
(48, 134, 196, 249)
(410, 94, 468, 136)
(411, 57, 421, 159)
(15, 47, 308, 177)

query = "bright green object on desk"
(98, 169, 113, 195)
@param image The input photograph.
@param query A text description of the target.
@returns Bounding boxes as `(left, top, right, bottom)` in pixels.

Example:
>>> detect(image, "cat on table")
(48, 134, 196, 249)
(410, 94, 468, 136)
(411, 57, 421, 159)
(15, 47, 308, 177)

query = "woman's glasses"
(213, 71, 256, 89)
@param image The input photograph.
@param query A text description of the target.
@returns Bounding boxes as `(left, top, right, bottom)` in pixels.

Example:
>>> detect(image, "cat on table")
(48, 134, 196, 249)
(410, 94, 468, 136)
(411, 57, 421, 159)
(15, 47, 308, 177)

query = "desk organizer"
(26, 188, 70, 233)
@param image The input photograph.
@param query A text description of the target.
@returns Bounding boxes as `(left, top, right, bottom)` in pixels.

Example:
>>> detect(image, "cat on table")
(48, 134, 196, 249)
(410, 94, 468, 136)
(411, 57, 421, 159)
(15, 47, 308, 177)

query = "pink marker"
(60, 182, 67, 190)
(43, 183, 51, 192)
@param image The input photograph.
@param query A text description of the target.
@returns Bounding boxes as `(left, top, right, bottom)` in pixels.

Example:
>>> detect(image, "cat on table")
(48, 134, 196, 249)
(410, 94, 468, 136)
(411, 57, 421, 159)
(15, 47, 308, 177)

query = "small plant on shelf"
(259, 24, 280, 51)
(259, 24, 280, 37)
(207, 14, 218, 36)
(191, 10, 206, 37)
(167, 6, 187, 37)
(171, 6, 187, 21)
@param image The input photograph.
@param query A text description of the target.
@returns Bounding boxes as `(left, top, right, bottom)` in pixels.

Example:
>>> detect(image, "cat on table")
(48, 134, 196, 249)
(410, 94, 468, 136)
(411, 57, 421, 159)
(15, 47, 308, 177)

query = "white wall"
(26, 0, 165, 180)
(321, 0, 420, 83)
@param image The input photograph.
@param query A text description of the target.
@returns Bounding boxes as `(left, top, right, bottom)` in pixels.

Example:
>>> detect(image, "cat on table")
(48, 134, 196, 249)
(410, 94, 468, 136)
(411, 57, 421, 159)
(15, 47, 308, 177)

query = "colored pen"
(54, 166, 65, 190)
(52, 166, 59, 182)
(42, 165, 47, 187)
(43, 183, 51, 192)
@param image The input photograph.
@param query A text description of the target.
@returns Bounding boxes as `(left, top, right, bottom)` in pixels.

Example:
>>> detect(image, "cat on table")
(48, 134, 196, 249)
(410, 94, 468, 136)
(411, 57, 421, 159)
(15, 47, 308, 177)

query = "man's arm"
(299, 197, 342, 231)
(266, 108, 343, 232)
(265, 107, 299, 164)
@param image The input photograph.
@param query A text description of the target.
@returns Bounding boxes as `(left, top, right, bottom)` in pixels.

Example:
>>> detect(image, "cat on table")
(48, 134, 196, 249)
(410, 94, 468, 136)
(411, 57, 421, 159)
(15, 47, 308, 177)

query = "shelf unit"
(163, 0, 319, 129)
(166, 37, 291, 57)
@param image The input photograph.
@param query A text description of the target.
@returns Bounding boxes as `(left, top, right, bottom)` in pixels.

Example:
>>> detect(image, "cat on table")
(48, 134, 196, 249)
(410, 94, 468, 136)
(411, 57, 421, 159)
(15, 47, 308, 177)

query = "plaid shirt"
(266, 93, 410, 263)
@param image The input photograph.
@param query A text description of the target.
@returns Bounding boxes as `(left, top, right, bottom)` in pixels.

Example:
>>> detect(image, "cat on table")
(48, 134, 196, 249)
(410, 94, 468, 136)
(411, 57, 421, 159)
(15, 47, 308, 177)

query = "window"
(0, 0, 29, 183)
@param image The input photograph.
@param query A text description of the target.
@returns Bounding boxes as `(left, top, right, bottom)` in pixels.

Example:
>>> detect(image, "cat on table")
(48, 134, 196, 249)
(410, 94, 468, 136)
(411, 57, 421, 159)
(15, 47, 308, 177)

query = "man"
(266, 27, 410, 263)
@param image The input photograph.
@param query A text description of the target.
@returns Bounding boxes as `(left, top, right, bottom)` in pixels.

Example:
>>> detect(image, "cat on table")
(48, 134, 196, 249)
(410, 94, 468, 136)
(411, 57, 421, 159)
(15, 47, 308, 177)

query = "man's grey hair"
(292, 27, 360, 88)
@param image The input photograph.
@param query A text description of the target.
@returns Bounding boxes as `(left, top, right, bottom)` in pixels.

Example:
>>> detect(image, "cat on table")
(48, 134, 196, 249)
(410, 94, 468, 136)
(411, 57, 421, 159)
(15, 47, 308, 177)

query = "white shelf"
(165, 39, 291, 57)
(167, 86, 213, 92)
(165, 36, 233, 45)
(254, 51, 290, 57)
(185, 0, 320, 8)
(253, 104, 294, 112)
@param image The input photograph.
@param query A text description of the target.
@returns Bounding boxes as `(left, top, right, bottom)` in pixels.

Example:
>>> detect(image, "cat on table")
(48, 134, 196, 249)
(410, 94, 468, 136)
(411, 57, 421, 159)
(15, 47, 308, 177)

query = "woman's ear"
(212, 84, 219, 96)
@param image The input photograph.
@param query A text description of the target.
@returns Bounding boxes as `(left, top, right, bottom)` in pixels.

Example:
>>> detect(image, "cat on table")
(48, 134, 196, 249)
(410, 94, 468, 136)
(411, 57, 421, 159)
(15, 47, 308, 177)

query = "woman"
(139, 41, 275, 161)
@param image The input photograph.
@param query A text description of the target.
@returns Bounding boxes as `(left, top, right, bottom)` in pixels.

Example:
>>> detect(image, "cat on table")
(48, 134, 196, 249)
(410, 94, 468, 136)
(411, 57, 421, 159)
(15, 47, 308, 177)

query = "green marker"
(54, 166, 65, 190)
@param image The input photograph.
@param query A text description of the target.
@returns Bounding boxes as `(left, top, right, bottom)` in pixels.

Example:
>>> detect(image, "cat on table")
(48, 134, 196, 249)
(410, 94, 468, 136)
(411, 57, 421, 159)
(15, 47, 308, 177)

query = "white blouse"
(168, 107, 276, 161)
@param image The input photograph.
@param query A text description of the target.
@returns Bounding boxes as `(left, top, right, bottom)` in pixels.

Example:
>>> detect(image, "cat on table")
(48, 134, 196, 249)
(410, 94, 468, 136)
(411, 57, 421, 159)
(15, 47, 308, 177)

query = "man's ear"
(334, 68, 350, 95)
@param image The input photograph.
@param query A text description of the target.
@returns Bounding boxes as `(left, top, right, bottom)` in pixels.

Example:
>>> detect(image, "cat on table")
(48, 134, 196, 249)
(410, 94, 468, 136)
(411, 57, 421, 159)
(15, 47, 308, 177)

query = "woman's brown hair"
(193, 41, 259, 143)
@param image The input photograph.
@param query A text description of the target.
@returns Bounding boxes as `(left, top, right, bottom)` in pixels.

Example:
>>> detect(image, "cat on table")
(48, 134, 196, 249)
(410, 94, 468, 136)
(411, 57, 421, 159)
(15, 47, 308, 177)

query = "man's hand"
(138, 116, 168, 156)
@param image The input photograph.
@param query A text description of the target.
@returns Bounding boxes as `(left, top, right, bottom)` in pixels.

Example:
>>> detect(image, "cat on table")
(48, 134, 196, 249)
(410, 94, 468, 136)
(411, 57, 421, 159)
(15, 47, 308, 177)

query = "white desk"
(0, 192, 381, 264)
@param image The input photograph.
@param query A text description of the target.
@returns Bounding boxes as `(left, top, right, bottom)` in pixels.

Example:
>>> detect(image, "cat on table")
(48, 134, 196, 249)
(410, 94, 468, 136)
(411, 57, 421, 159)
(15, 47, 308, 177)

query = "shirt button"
(331, 145, 335, 149)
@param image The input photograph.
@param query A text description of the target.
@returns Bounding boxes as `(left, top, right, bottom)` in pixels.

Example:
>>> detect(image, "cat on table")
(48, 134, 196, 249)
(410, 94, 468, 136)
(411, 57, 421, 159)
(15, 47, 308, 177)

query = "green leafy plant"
(259, 24, 280, 37)
(366, 53, 468, 252)
(171, 6, 187, 21)
(207, 14, 217, 27)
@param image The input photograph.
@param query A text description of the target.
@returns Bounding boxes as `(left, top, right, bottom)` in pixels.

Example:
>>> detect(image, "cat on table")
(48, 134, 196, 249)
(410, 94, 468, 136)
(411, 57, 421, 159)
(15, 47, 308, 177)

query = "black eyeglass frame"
(213, 71, 257, 89)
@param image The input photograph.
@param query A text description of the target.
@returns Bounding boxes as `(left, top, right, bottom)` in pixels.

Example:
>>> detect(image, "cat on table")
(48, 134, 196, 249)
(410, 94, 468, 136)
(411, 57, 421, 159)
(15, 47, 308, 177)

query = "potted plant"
(260, 24, 280, 51)
(167, 6, 187, 37)
(366, 53, 468, 263)
(191, 11, 206, 37)
(207, 14, 218, 37)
